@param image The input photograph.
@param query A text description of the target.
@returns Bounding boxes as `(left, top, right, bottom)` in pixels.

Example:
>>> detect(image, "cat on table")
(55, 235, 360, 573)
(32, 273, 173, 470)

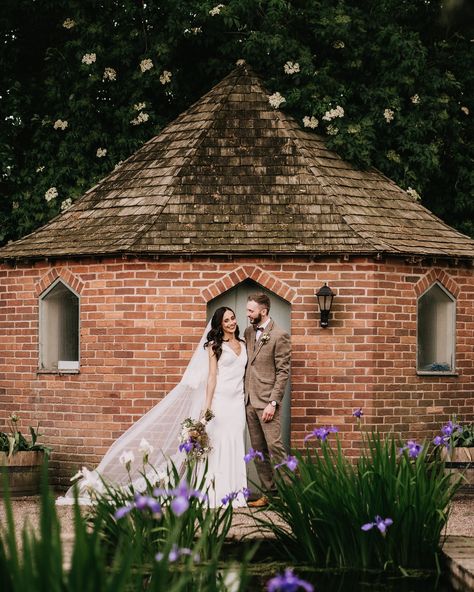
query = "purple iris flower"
(441, 420, 462, 437)
(242, 487, 251, 500)
(179, 439, 195, 453)
(400, 440, 423, 459)
(114, 494, 162, 520)
(155, 544, 199, 563)
(244, 448, 265, 463)
(154, 478, 207, 516)
(352, 408, 364, 418)
(361, 515, 393, 535)
(267, 568, 314, 592)
(304, 426, 338, 443)
(221, 491, 239, 505)
(275, 455, 298, 472)
(433, 435, 446, 446)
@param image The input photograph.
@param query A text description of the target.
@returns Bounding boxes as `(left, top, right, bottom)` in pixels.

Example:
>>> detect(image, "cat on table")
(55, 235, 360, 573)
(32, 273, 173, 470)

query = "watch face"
(271, 401, 277, 407)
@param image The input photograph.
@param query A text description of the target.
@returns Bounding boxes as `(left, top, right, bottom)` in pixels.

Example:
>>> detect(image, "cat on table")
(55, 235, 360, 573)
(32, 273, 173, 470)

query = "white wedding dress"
(203, 342, 248, 508)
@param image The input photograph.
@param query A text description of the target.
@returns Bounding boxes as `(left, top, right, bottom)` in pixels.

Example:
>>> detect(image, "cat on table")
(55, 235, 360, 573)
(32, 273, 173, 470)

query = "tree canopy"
(1, 0, 473, 246)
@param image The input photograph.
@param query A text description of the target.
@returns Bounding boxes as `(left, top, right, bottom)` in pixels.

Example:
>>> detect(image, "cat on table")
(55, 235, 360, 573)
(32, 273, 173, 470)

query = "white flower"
(12, 201, 19, 210)
(133, 102, 146, 111)
(411, 94, 420, 104)
(283, 61, 300, 75)
(81, 53, 96, 65)
(159, 70, 172, 85)
(44, 187, 58, 202)
(63, 18, 75, 29)
(139, 438, 154, 459)
(461, 106, 469, 115)
(236, 58, 246, 66)
(119, 450, 135, 469)
(184, 27, 202, 35)
(114, 160, 124, 169)
(406, 187, 421, 201)
(322, 105, 344, 121)
(268, 92, 286, 109)
(130, 111, 150, 125)
(140, 58, 153, 73)
(60, 198, 72, 211)
(383, 108, 395, 123)
(36, 166, 45, 173)
(333, 40, 345, 49)
(303, 115, 319, 129)
(103, 67, 117, 81)
(347, 124, 361, 134)
(326, 124, 339, 135)
(70, 467, 104, 494)
(53, 119, 68, 130)
(222, 569, 240, 592)
(209, 4, 224, 16)
(96, 147, 107, 158)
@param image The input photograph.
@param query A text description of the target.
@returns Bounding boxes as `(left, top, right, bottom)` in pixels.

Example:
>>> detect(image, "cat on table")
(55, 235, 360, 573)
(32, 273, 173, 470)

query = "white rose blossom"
(326, 124, 339, 135)
(81, 53, 97, 65)
(131, 111, 150, 125)
(209, 4, 224, 16)
(63, 18, 75, 29)
(184, 27, 202, 35)
(384, 108, 395, 123)
(333, 40, 345, 49)
(411, 94, 420, 104)
(53, 119, 68, 130)
(322, 105, 344, 121)
(133, 102, 146, 111)
(283, 61, 300, 75)
(160, 70, 172, 85)
(60, 198, 72, 211)
(103, 67, 117, 81)
(119, 450, 135, 469)
(406, 187, 421, 201)
(303, 116, 319, 129)
(36, 166, 45, 173)
(45, 187, 58, 202)
(268, 92, 286, 109)
(140, 58, 153, 73)
(461, 106, 469, 115)
(236, 59, 246, 66)
(96, 147, 107, 158)
(12, 201, 19, 210)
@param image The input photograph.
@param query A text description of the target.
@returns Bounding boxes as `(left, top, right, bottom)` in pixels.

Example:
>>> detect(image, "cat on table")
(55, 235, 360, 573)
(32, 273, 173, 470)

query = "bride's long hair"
(204, 307, 243, 361)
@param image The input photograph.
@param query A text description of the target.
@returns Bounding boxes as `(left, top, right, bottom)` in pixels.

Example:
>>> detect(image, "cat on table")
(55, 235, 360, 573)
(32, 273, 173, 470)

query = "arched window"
(417, 282, 455, 374)
(39, 279, 79, 371)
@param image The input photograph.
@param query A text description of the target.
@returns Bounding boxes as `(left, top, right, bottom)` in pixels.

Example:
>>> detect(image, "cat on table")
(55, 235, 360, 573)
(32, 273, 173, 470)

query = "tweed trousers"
(246, 402, 286, 493)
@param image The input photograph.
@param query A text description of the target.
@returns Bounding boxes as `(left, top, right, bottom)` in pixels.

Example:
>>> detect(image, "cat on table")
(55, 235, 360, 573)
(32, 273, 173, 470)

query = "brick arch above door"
(35, 267, 85, 297)
(200, 265, 297, 304)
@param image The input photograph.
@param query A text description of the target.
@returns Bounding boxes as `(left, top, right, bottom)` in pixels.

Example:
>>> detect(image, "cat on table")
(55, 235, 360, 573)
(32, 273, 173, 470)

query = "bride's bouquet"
(179, 409, 215, 462)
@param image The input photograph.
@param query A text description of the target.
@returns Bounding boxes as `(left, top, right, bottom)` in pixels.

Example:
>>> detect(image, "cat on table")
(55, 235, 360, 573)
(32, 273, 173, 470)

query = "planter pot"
(442, 447, 474, 490)
(0, 451, 45, 497)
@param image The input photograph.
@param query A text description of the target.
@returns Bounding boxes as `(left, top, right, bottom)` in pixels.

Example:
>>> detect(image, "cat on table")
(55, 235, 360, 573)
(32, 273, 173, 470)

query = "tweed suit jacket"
(244, 320, 291, 409)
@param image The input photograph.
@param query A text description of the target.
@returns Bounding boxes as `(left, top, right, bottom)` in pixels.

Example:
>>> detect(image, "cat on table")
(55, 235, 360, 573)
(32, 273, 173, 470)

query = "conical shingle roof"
(2, 63, 474, 261)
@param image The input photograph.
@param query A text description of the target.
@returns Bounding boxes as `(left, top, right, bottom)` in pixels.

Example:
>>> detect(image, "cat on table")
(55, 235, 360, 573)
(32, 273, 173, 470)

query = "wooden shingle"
(1, 63, 473, 261)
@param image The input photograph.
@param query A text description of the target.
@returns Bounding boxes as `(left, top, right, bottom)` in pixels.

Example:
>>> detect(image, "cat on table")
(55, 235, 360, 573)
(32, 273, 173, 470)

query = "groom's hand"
(262, 403, 275, 422)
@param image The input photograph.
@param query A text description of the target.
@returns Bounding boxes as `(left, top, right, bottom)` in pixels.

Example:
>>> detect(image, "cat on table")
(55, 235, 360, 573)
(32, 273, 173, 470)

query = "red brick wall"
(0, 256, 473, 486)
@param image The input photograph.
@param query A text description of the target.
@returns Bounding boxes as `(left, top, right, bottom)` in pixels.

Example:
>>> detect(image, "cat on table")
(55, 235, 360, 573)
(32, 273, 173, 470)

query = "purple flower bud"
(244, 448, 265, 463)
(266, 567, 314, 592)
(275, 455, 298, 472)
(221, 491, 239, 505)
(352, 408, 363, 418)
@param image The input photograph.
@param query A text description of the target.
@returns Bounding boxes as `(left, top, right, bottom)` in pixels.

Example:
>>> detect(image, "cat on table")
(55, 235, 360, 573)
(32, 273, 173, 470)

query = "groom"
(244, 293, 291, 508)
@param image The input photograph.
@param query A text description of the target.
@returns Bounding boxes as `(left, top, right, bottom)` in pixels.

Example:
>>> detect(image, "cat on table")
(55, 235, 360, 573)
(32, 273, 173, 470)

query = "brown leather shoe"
(247, 495, 269, 508)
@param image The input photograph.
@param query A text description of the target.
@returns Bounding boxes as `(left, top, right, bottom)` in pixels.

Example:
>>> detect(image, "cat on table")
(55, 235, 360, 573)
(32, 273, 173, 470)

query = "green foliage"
(256, 432, 461, 571)
(86, 459, 235, 564)
(0, 461, 252, 592)
(0, 414, 51, 457)
(0, 0, 473, 245)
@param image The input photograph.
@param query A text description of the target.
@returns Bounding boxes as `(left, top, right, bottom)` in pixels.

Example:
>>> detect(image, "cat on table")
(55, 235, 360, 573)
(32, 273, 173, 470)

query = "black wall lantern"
(316, 283, 334, 328)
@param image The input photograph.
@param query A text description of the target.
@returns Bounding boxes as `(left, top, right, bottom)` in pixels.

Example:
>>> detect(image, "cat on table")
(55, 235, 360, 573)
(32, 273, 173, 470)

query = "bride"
(57, 307, 248, 508)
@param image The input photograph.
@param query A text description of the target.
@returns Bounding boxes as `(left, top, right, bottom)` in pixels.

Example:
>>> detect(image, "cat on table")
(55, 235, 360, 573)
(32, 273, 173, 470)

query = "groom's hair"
(248, 292, 271, 312)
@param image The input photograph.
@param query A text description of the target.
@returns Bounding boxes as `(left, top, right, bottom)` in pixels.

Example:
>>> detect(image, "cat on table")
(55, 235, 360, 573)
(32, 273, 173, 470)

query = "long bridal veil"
(56, 322, 211, 504)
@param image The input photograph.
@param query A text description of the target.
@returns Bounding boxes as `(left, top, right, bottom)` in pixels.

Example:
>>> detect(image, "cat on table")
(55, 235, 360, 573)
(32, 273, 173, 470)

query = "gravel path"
(1, 493, 473, 544)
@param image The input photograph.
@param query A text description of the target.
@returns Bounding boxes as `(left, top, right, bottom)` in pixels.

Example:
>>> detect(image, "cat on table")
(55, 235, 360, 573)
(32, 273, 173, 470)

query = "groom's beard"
(250, 314, 262, 326)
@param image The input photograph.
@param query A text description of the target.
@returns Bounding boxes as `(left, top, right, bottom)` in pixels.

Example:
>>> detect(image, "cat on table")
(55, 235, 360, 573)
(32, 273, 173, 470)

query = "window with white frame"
(39, 280, 79, 371)
(417, 282, 455, 373)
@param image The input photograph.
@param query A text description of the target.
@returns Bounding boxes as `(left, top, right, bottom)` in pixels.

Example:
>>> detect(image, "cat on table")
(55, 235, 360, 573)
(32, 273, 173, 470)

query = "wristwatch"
(270, 400, 277, 408)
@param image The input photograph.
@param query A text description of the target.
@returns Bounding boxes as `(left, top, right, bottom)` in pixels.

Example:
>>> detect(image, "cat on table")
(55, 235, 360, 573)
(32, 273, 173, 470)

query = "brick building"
(1, 63, 473, 487)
